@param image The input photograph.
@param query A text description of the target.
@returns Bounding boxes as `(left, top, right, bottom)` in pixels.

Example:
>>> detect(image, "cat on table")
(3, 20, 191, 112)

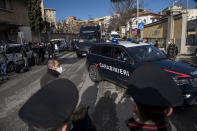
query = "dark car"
(75, 39, 95, 57)
(86, 42, 197, 105)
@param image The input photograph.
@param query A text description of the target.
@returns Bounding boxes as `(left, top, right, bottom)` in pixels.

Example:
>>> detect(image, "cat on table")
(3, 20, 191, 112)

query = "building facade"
(187, 9, 197, 20)
(126, 11, 162, 31)
(44, 8, 56, 29)
(0, 0, 32, 43)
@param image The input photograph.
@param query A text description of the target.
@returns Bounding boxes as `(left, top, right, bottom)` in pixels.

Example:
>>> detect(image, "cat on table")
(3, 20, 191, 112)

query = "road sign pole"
(141, 29, 143, 40)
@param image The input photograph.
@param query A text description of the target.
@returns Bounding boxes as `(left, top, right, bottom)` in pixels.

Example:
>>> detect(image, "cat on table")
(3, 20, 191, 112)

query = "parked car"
(5, 44, 24, 73)
(50, 38, 69, 51)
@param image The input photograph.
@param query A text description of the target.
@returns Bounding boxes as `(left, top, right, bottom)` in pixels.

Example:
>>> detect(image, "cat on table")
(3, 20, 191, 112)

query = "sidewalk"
(176, 55, 195, 60)
(175, 54, 197, 66)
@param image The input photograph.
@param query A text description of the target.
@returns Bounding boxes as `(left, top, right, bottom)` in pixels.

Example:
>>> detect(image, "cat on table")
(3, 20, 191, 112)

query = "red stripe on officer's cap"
(163, 69, 191, 78)
(128, 123, 168, 130)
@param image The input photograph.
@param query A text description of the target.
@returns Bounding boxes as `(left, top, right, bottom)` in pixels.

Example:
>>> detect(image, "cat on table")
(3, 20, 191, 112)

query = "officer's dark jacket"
(0, 50, 7, 64)
(167, 44, 178, 58)
(127, 118, 171, 131)
(40, 69, 60, 88)
(21, 48, 27, 57)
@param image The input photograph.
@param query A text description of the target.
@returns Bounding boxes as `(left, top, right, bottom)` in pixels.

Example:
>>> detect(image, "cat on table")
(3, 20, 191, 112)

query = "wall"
(173, 18, 182, 39)
(173, 17, 182, 52)
(180, 14, 197, 55)
(187, 9, 197, 20)
(18, 26, 32, 43)
(0, 0, 30, 42)
(0, 0, 29, 25)
(143, 22, 168, 38)
(143, 19, 168, 47)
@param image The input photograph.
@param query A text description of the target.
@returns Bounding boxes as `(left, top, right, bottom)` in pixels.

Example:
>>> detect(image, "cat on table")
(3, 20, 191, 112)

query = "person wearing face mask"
(40, 59, 63, 88)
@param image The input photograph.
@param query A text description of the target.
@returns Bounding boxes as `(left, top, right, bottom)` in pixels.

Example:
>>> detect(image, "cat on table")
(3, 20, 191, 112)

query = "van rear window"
(91, 45, 112, 58)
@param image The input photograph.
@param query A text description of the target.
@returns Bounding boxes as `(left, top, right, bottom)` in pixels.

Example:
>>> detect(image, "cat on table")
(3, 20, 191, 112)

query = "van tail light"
(79, 39, 84, 43)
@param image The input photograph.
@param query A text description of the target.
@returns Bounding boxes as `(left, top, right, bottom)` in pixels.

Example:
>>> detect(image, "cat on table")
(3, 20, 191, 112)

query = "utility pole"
(137, 0, 139, 40)
(186, 0, 188, 10)
(185, 0, 189, 45)
(137, 0, 139, 20)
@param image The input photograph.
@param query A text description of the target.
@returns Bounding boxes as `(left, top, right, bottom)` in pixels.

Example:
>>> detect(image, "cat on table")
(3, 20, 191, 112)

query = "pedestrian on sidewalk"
(19, 78, 79, 131)
(42, 43, 46, 62)
(40, 59, 62, 87)
(57, 40, 60, 54)
(0, 45, 8, 81)
(195, 48, 197, 62)
(143, 38, 148, 43)
(21, 47, 29, 71)
(32, 43, 40, 65)
(51, 42, 56, 58)
(167, 39, 178, 60)
(47, 42, 52, 59)
(154, 40, 159, 49)
(126, 63, 183, 131)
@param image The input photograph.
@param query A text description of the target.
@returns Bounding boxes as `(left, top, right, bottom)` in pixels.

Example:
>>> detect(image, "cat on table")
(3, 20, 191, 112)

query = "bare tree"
(107, 14, 121, 32)
(108, 0, 144, 33)
(111, 0, 136, 26)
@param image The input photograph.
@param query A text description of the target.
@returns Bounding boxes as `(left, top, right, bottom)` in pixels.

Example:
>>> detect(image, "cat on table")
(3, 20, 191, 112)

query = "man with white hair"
(40, 59, 62, 87)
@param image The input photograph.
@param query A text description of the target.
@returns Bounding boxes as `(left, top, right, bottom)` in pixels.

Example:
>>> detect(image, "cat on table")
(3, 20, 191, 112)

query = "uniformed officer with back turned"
(126, 63, 183, 131)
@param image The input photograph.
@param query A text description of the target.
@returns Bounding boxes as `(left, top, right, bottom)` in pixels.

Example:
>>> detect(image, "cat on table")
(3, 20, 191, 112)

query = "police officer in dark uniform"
(126, 63, 183, 131)
(19, 78, 79, 131)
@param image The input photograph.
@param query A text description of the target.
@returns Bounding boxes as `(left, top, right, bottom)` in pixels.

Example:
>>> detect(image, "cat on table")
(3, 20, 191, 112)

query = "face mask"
(168, 42, 171, 44)
(56, 66, 63, 74)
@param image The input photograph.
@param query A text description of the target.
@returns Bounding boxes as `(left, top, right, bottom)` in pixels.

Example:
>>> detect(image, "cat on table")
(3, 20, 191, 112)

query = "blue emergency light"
(112, 38, 118, 44)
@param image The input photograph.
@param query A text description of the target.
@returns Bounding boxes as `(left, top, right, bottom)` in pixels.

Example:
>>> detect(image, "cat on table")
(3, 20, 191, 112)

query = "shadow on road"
(80, 83, 99, 107)
(58, 57, 81, 65)
(91, 91, 119, 131)
(170, 105, 197, 131)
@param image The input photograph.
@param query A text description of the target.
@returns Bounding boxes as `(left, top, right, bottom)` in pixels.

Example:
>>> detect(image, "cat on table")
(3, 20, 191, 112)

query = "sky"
(44, 0, 197, 21)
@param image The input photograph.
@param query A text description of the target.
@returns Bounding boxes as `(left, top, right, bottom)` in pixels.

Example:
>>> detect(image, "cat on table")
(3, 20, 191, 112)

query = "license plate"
(82, 53, 86, 56)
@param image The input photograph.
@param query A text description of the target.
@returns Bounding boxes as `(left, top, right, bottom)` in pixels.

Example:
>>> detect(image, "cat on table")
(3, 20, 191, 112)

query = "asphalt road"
(0, 51, 197, 131)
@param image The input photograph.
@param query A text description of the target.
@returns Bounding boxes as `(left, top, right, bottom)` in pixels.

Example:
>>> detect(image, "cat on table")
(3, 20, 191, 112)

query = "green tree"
(27, 0, 44, 32)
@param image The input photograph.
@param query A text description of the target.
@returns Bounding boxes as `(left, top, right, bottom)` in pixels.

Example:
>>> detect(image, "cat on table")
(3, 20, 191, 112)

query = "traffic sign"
(138, 23, 144, 30)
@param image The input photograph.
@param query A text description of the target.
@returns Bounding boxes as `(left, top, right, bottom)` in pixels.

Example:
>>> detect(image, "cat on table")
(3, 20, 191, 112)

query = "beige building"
(44, 8, 57, 29)
(41, 0, 45, 21)
(0, 0, 32, 43)
(66, 16, 82, 33)
(186, 9, 197, 20)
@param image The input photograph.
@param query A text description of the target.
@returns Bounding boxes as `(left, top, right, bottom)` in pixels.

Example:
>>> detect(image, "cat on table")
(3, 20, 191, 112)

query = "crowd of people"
(0, 41, 59, 81)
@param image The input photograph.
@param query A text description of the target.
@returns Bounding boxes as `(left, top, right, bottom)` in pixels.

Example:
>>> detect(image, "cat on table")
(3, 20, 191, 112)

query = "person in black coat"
(40, 59, 62, 88)
(167, 39, 178, 60)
